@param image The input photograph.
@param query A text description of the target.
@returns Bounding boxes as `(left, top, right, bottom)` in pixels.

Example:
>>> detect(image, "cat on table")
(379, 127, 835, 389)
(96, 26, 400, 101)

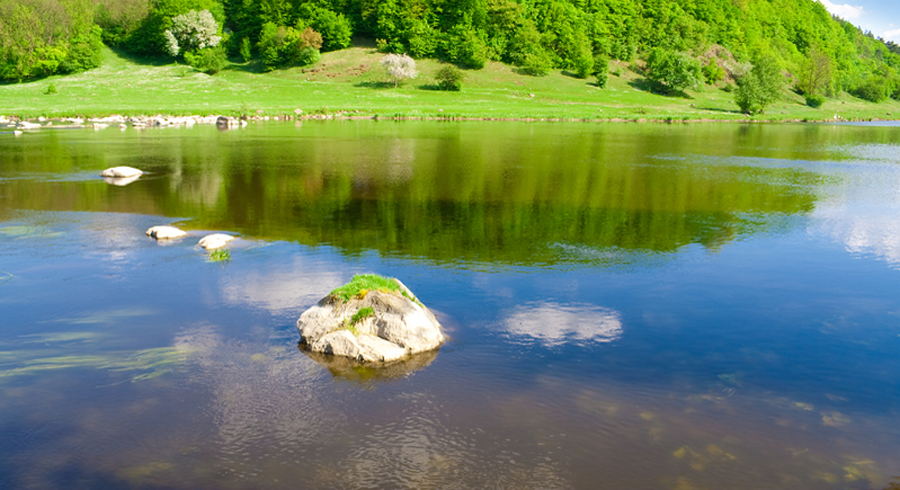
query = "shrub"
(381, 53, 418, 87)
(435, 65, 464, 91)
(44, 83, 58, 95)
(805, 94, 826, 108)
(190, 45, 227, 74)
(593, 55, 609, 88)
(854, 76, 889, 103)
(645, 48, 701, 94)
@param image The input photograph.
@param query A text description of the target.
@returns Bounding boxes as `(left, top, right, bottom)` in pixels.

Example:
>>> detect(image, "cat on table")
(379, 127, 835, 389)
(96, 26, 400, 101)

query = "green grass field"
(2, 45, 899, 122)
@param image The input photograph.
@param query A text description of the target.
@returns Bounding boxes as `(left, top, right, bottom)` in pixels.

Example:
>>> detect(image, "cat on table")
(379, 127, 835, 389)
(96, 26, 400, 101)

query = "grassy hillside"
(2, 45, 899, 121)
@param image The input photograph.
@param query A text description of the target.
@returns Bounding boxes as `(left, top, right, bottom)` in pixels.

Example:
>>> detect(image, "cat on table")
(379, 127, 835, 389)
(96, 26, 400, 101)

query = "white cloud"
(883, 28, 900, 43)
(817, 0, 864, 19)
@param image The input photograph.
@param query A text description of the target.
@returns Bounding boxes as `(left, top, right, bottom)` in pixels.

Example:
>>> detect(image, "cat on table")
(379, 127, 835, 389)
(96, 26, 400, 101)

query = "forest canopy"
(2, 0, 900, 103)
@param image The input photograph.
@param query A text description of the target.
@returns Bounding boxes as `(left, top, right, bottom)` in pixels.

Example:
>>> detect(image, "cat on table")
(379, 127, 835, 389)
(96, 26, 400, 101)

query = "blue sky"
(817, 0, 900, 43)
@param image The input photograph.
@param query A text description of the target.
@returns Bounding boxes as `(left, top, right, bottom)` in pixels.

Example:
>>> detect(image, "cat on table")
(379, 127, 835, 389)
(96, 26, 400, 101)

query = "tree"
(257, 22, 322, 71)
(797, 44, 833, 98)
(734, 56, 784, 114)
(645, 48, 702, 94)
(381, 53, 418, 87)
(164, 9, 221, 58)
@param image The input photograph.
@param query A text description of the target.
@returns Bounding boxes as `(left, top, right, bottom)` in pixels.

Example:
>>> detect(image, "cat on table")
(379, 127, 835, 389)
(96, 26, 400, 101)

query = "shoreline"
(4, 112, 898, 129)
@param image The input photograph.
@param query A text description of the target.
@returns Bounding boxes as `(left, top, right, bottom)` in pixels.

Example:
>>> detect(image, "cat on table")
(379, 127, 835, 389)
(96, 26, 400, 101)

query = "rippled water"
(1, 121, 899, 489)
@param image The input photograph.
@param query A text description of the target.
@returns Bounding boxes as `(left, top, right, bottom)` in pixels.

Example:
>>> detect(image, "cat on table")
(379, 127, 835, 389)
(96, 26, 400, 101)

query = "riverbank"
(2, 45, 899, 122)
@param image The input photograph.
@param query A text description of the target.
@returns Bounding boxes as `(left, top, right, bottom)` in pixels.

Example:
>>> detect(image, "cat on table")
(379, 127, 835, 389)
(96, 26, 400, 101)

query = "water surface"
(1, 121, 899, 489)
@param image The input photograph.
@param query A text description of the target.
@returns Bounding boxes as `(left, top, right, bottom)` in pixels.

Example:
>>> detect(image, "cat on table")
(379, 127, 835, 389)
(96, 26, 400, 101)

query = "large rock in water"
(297, 278, 443, 363)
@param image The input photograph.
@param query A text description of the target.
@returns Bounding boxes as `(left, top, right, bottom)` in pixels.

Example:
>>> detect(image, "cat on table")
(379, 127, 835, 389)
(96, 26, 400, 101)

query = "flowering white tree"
(381, 53, 418, 87)
(164, 9, 221, 57)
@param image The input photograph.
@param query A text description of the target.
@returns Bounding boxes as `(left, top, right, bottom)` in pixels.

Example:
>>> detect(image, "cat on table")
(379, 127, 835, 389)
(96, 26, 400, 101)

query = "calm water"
(1, 121, 899, 490)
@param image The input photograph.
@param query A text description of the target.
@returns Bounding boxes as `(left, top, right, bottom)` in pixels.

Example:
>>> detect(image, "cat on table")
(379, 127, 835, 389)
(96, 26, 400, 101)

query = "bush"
(854, 76, 889, 103)
(190, 45, 227, 74)
(593, 54, 609, 88)
(435, 65, 464, 91)
(734, 56, 783, 114)
(645, 48, 701, 94)
(805, 94, 826, 108)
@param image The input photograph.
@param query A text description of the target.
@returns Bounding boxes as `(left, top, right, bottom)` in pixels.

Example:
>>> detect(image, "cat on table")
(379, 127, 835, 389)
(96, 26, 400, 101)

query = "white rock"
(198, 233, 235, 250)
(100, 166, 143, 178)
(146, 225, 187, 240)
(18, 121, 41, 129)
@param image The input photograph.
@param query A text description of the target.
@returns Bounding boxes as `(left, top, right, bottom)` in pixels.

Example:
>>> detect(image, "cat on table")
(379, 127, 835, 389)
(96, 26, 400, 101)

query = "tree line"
(3, 0, 900, 106)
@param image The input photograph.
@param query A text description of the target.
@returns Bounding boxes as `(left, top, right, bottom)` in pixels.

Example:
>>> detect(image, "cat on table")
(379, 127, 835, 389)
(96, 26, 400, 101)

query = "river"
(1, 120, 899, 489)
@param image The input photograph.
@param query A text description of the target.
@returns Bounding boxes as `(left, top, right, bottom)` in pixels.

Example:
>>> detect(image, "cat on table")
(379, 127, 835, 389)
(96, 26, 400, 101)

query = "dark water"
(1, 121, 899, 489)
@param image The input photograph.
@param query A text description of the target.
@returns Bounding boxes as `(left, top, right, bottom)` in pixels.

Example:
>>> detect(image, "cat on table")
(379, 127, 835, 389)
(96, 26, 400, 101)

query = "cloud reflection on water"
(811, 147, 900, 268)
(502, 302, 623, 346)
(218, 253, 344, 315)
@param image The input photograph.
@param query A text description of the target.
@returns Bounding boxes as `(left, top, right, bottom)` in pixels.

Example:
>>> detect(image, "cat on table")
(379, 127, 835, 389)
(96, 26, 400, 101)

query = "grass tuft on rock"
(330, 274, 400, 302)
(351, 306, 375, 324)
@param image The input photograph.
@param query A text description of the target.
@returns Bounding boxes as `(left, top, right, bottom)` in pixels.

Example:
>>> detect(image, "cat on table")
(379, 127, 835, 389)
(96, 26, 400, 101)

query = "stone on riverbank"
(297, 275, 443, 363)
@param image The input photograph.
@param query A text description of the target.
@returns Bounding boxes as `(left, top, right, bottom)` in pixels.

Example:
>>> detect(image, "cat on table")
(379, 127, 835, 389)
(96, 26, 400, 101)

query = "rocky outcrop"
(297, 278, 443, 363)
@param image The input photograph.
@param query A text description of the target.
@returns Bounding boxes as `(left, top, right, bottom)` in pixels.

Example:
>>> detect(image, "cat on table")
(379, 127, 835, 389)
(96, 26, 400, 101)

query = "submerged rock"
(146, 225, 187, 240)
(297, 275, 443, 363)
(198, 233, 235, 250)
(100, 166, 143, 178)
